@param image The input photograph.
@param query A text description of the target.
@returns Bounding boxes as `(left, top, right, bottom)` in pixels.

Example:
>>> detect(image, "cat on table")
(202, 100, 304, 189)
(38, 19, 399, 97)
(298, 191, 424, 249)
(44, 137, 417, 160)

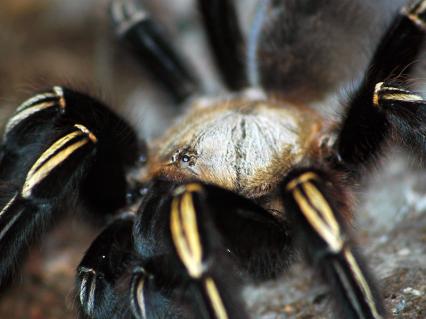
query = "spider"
(0, 0, 426, 318)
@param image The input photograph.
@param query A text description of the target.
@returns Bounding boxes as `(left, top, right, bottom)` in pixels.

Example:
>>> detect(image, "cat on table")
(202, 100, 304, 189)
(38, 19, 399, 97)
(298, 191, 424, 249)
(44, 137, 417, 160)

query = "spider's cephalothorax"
(1, 0, 426, 318)
(146, 94, 326, 199)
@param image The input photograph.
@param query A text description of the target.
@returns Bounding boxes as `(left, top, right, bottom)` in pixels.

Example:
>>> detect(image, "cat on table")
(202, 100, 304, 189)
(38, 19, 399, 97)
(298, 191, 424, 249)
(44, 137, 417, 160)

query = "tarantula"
(1, 0, 426, 318)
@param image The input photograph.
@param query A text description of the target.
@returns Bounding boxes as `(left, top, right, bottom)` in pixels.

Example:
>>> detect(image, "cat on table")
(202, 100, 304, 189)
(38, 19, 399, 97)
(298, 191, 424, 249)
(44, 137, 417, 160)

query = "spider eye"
(180, 152, 197, 167)
(181, 155, 191, 163)
(170, 148, 197, 166)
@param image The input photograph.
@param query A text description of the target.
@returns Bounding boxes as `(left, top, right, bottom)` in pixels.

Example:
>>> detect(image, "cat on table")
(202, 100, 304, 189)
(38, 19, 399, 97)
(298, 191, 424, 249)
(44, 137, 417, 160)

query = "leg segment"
(335, 0, 426, 172)
(76, 212, 184, 319)
(0, 87, 139, 289)
(111, 0, 199, 103)
(132, 181, 252, 319)
(197, 0, 247, 90)
(76, 214, 134, 318)
(373, 81, 426, 157)
(128, 179, 292, 318)
(78, 179, 297, 318)
(282, 168, 386, 319)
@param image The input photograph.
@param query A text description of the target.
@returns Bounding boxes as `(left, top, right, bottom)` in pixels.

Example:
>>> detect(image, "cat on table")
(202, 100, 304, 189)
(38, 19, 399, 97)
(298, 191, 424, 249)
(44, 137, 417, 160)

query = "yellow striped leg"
(169, 183, 241, 319)
(130, 176, 302, 319)
(0, 125, 97, 288)
(284, 170, 386, 319)
(131, 183, 249, 319)
(373, 81, 426, 158)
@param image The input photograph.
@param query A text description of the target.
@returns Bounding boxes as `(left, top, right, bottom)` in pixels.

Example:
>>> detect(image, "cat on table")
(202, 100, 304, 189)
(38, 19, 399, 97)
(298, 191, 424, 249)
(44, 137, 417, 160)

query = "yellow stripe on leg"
(16, 92, 57, 112)
(170, 184, 205, 278)
(286, 172, 319, 191)
(204, 277, 229, 319)
(373, 82, 384, 108)
(0, 193, 18, 220)
(382, 92, 423, 103)
(343, 249, 384, 319)
(4, 101, 57, 136)
(292, 188, 344, 253)
(130, 270, 147, 319)
(21, 125, 96, 198)
(302, 182, 341, 237)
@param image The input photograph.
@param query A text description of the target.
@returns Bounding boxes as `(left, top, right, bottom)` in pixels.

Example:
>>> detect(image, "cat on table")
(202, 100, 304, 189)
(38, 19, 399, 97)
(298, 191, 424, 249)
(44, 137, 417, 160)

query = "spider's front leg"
(129, 181, 252, 319)
(0, 87, 139, 289)
(282, 168, 385, 319)
(76, 213, 135, 318)
(75, 180, 249, 319)
(131, 180, 296, 319)
(79, 180, 291, 319)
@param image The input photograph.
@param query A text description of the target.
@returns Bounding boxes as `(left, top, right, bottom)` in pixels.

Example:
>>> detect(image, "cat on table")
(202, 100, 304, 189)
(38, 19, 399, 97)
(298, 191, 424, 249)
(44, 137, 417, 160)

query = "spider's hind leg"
(0, 87, 139, 290)
(282, 168, 386, 319)
(197, 0, 247, 90)
(111, 0, 199, 103)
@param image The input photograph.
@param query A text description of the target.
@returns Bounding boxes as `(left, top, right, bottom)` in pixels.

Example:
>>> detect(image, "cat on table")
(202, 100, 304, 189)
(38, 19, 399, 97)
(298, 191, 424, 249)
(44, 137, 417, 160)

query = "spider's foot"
(129, 267, 150, 319)
(76, 215, 134, 318)
(78, 267, 111, 318)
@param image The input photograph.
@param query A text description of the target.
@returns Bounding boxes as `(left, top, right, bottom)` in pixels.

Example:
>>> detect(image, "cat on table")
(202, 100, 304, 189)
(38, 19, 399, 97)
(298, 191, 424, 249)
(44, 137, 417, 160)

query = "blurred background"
(0, 0, 425, 318)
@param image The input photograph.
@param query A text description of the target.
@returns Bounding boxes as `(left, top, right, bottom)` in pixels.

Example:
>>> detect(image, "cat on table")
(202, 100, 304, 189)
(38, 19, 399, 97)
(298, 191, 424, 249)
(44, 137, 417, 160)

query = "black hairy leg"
(111, 0, 199, 103)
(75, 179, 244, 319)
(131, 181, 250, 319)
(373, 81, 426, 158)
(282, 168, 385, 319)
(123, 179, 293, 319)
(197, 0, 247, 90)
(123, 171, 387, 319)
(76, 213, 134, 319)
(0, 87, 139, 290)
(335, 0, 426, 173)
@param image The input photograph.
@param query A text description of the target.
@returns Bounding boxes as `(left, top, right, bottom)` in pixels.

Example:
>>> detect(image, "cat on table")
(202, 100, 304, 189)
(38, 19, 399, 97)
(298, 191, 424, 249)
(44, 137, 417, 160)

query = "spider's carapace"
(146, 94, 327, 200)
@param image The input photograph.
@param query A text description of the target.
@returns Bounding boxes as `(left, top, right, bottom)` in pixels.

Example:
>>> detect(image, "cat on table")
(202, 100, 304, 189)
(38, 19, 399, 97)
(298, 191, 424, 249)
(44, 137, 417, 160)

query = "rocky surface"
(0, 1, 425, 318)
